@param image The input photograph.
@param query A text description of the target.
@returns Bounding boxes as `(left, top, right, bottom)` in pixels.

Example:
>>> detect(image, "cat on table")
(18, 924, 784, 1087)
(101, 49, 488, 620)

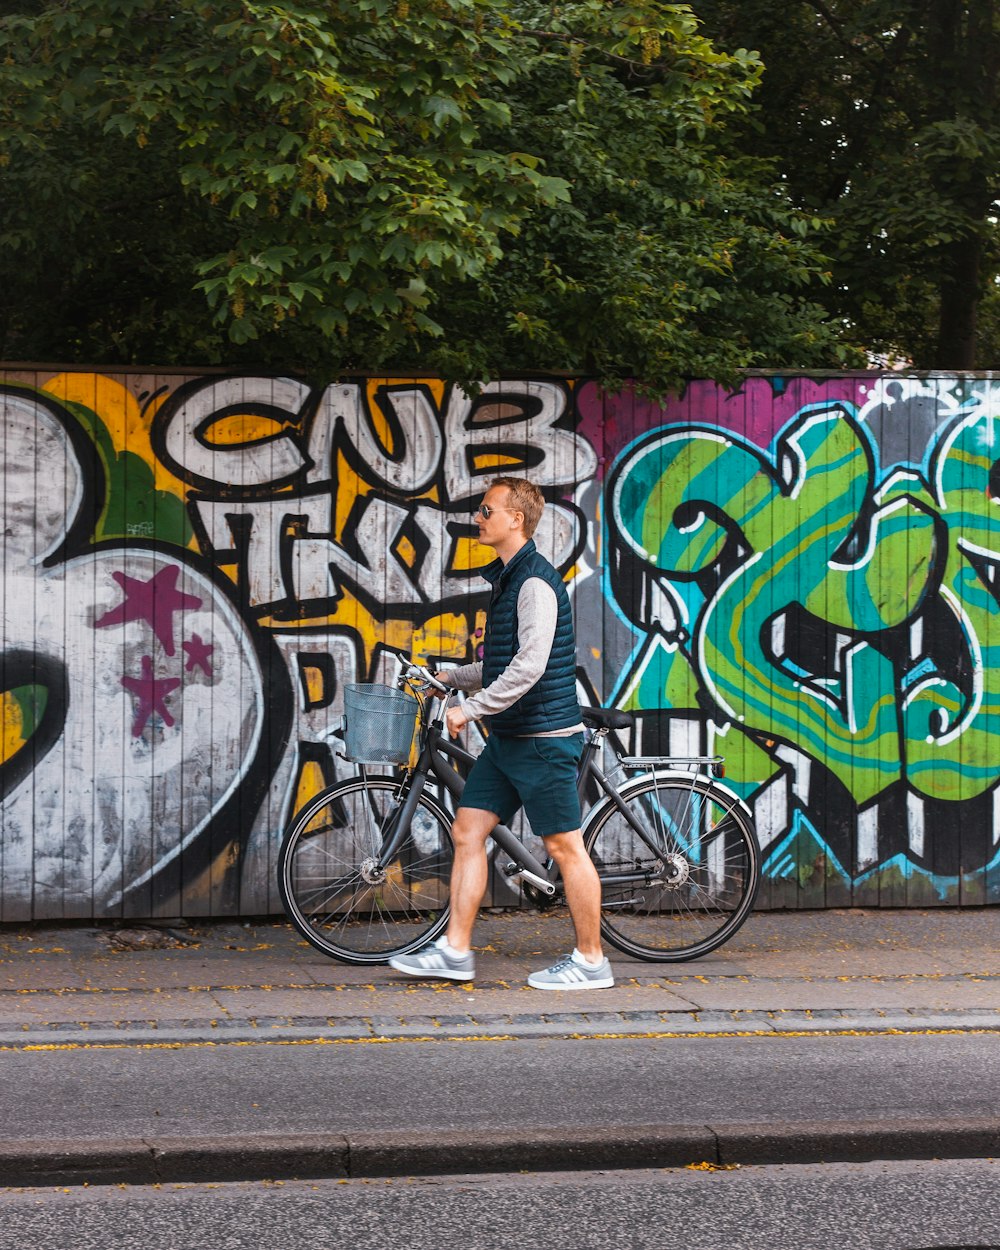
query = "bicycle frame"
(280, 658, 762, 965)
(369, 695, 738, 901)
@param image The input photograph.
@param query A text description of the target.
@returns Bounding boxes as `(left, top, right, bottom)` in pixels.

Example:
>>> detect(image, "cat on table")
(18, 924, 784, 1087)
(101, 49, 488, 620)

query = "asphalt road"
(0, 1030, 995, 1142)
(2, 1160, 999, 1250)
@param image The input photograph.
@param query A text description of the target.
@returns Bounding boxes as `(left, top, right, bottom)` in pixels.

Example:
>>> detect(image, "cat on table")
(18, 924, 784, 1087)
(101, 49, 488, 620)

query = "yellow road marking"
(1, 1026, 996, 1054)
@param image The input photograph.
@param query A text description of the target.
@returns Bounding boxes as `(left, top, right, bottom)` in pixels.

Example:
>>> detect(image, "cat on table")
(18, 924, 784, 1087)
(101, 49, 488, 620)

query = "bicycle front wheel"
(585, 773, 760, 961)
(277, 776, 454, 965)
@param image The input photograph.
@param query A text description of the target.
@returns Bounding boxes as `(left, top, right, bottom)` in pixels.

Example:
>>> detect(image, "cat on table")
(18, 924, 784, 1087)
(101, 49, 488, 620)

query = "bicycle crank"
(523, 880, 561, 910)
(501, 863, 557, 896)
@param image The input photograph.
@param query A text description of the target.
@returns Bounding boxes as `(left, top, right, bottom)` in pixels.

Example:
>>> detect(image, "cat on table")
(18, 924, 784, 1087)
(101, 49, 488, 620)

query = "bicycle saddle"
(581, 706, 634, 731)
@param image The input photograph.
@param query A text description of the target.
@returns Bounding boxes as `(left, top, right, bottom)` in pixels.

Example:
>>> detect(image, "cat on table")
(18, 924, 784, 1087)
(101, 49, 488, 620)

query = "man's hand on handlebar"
(428, 670, 452, 699)
(399, 661, 468, 736)
(423, 668, 468, 737)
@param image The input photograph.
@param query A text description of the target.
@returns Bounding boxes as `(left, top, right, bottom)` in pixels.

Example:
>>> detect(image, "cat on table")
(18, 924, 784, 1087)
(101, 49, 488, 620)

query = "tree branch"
(515, 27, 677, 76)
(822, 22, 916, 203)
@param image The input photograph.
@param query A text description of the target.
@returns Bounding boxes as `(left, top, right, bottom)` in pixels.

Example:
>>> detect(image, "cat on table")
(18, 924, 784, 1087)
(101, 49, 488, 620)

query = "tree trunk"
(928, 0, 996, 369)
(936, 233, 983, 369)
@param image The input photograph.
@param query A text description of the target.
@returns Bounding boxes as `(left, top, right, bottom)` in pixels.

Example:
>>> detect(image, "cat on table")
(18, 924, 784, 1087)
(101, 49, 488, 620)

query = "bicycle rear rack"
(620, 755, 725, 777)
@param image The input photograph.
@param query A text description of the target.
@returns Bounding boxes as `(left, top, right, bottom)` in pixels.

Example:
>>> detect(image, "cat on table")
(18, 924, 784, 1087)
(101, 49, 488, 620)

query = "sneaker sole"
(527, 976, 615, 990)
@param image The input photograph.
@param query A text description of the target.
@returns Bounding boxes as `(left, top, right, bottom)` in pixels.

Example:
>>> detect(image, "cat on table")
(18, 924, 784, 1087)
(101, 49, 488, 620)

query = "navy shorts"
(460, 732, 585, 837)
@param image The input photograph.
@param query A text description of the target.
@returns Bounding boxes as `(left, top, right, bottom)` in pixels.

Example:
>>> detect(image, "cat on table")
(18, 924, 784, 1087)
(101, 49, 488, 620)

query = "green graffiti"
(899, 407, 1000, 800)
(63, 399, 192, 547)
(612, 405, 953, 805)
(11, 685, 47, 740)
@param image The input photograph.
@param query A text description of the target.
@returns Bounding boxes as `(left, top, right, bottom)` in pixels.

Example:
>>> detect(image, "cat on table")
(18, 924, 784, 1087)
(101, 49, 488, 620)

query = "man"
(388, 476, 614, 990)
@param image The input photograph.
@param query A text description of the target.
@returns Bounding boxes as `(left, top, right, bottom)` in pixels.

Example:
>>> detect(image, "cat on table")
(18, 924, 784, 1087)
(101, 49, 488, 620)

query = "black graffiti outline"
(150, 374, 314, 498)
(0, 650, 68, 805)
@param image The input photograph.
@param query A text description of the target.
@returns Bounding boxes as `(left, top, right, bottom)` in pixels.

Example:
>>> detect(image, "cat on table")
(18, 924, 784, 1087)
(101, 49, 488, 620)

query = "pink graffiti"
(576, 376, 871, 471)
(183, 633, 214, 676)
(121, 655, 182, 737)
(95, 566, 203, 655)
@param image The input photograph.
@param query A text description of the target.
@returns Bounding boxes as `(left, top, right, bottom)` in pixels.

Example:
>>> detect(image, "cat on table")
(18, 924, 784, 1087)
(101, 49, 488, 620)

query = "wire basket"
(343, 683, 418, 765)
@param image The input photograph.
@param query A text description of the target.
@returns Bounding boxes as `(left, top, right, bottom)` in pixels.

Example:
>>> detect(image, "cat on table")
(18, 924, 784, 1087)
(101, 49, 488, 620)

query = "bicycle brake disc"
(661, 852, 691, 888)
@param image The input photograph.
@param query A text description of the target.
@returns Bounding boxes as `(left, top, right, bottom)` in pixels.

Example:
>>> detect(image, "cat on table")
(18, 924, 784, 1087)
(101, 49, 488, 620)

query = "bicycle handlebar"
(396, 656, 451, 695)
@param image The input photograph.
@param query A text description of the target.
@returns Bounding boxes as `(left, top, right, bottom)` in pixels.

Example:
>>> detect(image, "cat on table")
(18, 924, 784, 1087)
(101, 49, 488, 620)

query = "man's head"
(483, 477, 545, 538)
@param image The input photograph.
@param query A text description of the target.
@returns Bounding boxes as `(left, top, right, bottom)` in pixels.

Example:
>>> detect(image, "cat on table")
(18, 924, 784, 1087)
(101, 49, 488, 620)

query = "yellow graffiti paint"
(366, 377, 447, 415)
(451, 535, 494, 572)
(411, 613, 475, 662)
(394, 535, 418, 568)
(300, 663, 328, 706)
(200, 412, 287, 445)
(42, 373, 191, 515)
(296, 761, 331, 822)
(471, 452, 527, 472)
(0, 693, 25, 767)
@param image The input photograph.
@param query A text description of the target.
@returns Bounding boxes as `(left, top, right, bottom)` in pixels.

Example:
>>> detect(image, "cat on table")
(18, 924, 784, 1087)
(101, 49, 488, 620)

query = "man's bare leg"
(445, 806, 499, 954)
(543, 829, 603, 962)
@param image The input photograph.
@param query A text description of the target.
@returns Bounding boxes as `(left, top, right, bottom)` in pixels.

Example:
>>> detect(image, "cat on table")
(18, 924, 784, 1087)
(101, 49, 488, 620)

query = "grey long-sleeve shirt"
(442, 577, 583, 736)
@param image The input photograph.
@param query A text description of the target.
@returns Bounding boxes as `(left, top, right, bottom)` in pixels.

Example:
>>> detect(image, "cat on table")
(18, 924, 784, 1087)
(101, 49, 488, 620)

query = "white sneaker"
(388, 937, 475, 982)
(527, 951, 614, 990)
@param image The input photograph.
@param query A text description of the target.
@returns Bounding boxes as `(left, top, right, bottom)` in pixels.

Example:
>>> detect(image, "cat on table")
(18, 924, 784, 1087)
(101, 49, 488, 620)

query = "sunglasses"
(473, 503, 505, 520)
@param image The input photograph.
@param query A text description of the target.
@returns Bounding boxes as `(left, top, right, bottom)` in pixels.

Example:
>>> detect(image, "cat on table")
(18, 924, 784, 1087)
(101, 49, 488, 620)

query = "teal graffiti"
(611, 405, 944, 803)
(607, 391, 1000, 886)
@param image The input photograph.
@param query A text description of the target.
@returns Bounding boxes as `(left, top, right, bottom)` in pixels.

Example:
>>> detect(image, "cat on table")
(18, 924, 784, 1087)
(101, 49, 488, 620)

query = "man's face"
(475, 486, 520, 548)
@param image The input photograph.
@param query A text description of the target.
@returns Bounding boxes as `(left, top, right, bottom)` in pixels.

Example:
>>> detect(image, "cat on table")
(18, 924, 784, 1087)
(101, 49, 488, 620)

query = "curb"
(1, 1007, 999, 1050)
(2, 1119, 999, 1187)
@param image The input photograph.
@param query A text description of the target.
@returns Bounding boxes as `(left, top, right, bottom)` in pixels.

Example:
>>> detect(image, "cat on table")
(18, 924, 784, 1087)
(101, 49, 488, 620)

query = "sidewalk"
(2, 905, 997, 1041)
(0, 906, 997, 1184)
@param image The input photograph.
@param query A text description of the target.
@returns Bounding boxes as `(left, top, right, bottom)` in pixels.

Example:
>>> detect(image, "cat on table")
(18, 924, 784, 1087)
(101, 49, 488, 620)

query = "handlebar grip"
(415, 666, 451, 694)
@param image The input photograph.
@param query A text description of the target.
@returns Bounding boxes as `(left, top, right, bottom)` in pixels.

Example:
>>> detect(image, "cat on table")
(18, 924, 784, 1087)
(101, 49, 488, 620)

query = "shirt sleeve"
(462, 578, 558, 720)
(440, 662, 483, 693)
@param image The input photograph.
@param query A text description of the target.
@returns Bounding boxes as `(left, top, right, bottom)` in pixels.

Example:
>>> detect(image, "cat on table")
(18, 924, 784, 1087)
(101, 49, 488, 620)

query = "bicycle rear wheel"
(277, 776, 453, 964)
(584, 773, 760, 961)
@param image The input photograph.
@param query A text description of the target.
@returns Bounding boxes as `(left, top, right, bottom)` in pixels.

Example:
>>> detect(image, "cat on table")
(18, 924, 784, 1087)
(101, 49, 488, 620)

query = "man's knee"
(542, 829, 585, 863)
(451, 807, 499, 851)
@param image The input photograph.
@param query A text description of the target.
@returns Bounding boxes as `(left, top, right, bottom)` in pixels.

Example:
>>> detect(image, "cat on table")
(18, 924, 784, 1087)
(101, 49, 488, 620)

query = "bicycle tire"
(277, 776, 454, 965)
(584, 772, 760, 961)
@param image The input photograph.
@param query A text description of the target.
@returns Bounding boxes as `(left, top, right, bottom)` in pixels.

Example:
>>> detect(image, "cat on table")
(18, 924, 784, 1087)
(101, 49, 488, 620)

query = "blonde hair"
(490, 476, 545, 539)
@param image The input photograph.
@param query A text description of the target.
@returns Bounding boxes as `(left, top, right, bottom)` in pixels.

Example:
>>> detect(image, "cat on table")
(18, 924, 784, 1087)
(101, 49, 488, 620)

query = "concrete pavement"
(0, 906, 997, 1183)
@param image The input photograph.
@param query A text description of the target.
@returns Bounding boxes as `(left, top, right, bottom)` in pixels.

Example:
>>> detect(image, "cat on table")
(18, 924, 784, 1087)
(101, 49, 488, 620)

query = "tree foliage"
(695, 0, 1000, 370)
(0, 0, 858, 388)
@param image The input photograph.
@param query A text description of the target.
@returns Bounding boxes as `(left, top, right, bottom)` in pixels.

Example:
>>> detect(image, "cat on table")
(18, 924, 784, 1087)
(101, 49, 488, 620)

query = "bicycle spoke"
(278, 777, 454, 964)
(585, 773, 760, 961)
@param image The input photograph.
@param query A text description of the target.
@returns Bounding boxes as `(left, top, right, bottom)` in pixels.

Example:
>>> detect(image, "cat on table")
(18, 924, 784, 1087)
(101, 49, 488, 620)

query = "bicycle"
(277, 658, 761, 966)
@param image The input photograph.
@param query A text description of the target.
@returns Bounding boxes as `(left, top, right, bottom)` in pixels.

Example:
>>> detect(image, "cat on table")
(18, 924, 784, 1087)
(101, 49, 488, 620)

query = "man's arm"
(438, 661, 483, 693)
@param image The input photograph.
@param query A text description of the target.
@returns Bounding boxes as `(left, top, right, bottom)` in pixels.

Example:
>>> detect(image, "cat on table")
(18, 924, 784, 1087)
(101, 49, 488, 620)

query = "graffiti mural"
(596, 375, 1000, 909)
(1, 367, 999, 918)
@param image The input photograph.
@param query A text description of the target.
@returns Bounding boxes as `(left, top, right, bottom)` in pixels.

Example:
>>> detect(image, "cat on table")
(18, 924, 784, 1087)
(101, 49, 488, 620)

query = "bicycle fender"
(582, 770, 756, 836)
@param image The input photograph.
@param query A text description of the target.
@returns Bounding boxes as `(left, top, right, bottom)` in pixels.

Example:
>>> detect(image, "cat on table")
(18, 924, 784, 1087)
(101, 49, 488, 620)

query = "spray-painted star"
(95, 566, 202, 656)
(182, 633, 214, 676)
(121, 655, 182, 737)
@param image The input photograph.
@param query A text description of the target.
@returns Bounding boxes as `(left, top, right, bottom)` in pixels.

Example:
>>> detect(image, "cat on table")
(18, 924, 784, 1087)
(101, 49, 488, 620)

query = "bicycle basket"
(343, 683, 418, 765)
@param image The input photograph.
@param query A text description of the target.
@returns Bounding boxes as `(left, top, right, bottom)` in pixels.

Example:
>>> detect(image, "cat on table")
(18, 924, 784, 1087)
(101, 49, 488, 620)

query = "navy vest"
(480, 539, 581, 735)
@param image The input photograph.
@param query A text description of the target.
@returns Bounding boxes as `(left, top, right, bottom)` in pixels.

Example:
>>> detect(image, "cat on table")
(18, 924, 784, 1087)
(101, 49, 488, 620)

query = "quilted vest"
(480, 539, 581, 735)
